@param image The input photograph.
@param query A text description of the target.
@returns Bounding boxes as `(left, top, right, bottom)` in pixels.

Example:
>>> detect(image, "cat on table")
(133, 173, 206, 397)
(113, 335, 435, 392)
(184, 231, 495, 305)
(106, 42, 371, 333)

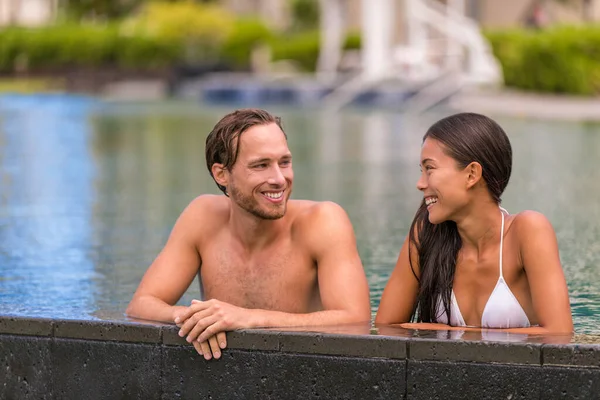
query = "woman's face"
(417, 138, 470, 224)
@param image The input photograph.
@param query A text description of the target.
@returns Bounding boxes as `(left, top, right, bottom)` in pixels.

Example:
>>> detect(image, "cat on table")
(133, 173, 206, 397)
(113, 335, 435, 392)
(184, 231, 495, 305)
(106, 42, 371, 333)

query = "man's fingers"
(174, 301, 209, 325)
(217, 331, 227, 349)
(178, 309, 213, 340)
(197, 321, 227, 344)
(184, 314, 219, 343)
(200, 341, 212, 360)
(174, 308, 194, 325)
(208, 335, 221, 359)
(192, 340, 203, 356)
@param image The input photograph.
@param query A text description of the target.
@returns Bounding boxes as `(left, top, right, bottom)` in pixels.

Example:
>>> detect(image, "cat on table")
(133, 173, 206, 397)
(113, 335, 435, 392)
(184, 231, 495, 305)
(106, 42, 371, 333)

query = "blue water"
(0, 94, 599, 334)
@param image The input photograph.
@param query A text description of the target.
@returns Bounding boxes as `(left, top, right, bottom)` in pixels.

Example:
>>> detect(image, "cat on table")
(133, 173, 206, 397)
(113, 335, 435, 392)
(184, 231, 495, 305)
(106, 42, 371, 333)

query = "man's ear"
(465, 161, 483, 189)
(212, 163, 228, 188)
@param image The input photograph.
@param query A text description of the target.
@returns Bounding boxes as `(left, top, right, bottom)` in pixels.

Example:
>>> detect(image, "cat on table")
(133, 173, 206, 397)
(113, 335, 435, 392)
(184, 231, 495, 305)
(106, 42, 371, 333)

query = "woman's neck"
(454, 200, 503, 254)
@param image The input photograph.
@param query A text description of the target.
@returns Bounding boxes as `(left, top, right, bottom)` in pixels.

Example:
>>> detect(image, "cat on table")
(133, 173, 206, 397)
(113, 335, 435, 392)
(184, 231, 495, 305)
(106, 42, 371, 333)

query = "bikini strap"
(499, 209, 505, 279)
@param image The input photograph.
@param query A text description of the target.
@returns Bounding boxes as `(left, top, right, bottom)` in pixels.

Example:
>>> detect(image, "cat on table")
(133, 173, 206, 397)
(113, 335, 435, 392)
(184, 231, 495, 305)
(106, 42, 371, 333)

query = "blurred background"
(0, 0, 598, 99)
(0, 0, 599, 336)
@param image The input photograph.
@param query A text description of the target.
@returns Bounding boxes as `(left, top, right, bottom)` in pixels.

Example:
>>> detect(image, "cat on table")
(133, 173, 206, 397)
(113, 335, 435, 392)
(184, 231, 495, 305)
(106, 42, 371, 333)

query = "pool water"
(0, 96, 599, 334)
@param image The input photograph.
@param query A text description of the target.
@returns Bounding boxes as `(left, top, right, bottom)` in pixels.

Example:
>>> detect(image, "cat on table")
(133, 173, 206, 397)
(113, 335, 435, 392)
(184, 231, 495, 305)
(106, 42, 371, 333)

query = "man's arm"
(126, 196, 211, 323)
(175, 201, 372, 343)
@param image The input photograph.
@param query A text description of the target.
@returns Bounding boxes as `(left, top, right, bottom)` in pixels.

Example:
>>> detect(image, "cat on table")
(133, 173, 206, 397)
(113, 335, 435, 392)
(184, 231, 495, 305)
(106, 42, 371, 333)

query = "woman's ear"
(465, 161, 483, 189)
(212, 163, 228, 189)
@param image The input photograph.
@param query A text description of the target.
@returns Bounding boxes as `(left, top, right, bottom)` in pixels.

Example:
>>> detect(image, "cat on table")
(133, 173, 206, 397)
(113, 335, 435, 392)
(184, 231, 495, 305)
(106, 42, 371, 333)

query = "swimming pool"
(1, 95, 598, 334)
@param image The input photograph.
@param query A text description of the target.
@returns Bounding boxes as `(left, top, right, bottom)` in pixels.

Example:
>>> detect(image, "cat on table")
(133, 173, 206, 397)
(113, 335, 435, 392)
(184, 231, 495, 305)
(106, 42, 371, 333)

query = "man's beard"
(228, 180, 287, 220)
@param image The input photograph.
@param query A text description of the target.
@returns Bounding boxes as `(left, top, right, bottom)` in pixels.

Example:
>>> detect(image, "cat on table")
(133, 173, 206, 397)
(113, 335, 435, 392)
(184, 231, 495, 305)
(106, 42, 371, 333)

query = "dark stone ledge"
(540, 366, 600, 399)
(276, 331, 408, 359)
(3, 315, 600, 400)
(0, 335, 53, 400)
(164, 326, 407, 358)
(409, 338, 542, 365)
(543, 344, 600, 368)
(52, 338, 162, 400)
(407, 360, 541, 399)
(0, 316, 53, 337)
(1, 315, 599, 368)
(224, 329, 281, 351)
(162, 347, 407, 399)
(53, 319, 162, 344)
(161, 324, 188, 346)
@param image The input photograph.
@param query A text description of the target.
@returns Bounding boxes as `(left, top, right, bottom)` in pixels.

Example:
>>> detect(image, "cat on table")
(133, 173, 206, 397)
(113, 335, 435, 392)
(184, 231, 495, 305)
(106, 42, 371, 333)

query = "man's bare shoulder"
(288, 200, 360, 266)
(187, 194, 230, 212)
(289, 200, 348, 222)
(178, 195, 229, 232)
(289, 200, 353, 238)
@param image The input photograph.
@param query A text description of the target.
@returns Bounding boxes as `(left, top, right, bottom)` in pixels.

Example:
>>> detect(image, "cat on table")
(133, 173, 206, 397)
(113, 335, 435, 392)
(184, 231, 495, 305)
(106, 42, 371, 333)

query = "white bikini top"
(436, 209, 531, 328)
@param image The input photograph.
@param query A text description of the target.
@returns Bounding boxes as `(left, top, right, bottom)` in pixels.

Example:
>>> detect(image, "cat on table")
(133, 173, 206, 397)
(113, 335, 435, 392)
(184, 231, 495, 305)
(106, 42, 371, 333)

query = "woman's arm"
(513, 211, 573, 333)
(375, 235, 421, 324)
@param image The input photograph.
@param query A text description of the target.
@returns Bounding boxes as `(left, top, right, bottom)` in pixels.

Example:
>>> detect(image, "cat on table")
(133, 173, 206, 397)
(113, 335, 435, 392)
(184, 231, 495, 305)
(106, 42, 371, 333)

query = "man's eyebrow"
(248, 154, 292, 164)
(248, 157, 271, 164)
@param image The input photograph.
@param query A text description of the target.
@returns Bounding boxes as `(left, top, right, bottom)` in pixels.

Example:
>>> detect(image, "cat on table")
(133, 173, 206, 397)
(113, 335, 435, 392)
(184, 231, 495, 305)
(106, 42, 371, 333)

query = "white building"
(0, 0, 58, 26)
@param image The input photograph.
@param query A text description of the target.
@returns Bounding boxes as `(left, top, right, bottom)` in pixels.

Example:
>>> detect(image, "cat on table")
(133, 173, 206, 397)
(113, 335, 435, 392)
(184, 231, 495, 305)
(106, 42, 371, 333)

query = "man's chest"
(199, 245, 317, 311)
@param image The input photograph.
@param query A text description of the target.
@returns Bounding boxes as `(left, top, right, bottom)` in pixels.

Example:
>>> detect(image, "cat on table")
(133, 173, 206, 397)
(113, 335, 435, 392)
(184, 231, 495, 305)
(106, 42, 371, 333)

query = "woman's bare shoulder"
(511, 210, 555, 234)
(510, 210, 558, 261)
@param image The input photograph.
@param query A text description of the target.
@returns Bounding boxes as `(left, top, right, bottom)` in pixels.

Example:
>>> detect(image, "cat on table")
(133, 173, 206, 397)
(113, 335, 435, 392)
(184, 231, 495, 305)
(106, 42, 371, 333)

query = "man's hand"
(174, 299, 254, 358)
(190, 332, 227, 361)
(173, 302, 228, 361)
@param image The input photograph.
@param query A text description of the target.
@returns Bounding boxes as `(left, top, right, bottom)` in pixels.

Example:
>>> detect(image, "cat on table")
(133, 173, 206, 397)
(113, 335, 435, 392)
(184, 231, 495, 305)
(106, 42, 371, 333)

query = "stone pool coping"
(3, 315, 600, 399)
(1, 315, 599, 368)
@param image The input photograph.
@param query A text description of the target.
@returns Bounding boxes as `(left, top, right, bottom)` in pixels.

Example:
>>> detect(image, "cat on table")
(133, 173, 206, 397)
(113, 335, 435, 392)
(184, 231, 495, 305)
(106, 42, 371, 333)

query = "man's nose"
(267, 165, 286, 186)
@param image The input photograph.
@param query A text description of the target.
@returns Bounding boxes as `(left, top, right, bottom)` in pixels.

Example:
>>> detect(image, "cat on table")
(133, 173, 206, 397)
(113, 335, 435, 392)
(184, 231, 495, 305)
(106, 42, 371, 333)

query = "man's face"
(227, 123, 293, 220)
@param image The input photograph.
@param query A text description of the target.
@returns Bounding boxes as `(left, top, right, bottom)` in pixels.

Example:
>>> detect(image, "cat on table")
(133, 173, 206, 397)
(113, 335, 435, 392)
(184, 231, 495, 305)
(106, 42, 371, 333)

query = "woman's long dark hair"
(409, 113, 513, 322)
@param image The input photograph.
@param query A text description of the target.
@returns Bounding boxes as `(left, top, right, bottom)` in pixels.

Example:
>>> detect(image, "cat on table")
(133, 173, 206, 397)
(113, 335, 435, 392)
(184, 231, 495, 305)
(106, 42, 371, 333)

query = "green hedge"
(0, 24, 180, 72)
(0, 1, 265, 73)
(0, 22, 264, 72)
(221, 18, 274, 69)
(271, 30, 362, 72)
(485, 25, 600, 96)
(0, 23, 360, 74)
(0, 0, 352, 75)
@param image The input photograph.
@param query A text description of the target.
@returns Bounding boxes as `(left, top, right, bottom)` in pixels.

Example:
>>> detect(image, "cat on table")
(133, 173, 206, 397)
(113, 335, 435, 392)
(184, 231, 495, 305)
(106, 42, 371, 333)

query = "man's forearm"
(180, 299, 372, 343)
(125, 295, 185, 324)
(249, 308, 370, 329)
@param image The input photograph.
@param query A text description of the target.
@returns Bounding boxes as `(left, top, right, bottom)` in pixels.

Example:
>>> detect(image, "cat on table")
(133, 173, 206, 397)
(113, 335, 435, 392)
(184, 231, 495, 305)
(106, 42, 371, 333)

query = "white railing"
(322, 0, 503, 111)
(408, 0, 503, 85)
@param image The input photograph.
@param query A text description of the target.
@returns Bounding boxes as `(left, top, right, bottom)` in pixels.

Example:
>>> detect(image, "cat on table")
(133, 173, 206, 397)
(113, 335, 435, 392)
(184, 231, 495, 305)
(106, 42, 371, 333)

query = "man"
(126, 108, 371, 360)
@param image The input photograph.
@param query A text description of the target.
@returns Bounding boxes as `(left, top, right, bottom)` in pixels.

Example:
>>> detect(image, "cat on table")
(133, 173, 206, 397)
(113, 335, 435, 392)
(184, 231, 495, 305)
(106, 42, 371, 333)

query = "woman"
(375, 113, 573, 333)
